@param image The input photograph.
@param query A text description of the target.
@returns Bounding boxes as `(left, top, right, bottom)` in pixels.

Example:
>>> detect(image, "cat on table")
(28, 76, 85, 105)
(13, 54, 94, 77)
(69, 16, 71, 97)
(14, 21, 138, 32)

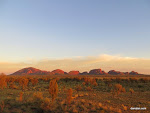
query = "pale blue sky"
(0, 0, 150, 62)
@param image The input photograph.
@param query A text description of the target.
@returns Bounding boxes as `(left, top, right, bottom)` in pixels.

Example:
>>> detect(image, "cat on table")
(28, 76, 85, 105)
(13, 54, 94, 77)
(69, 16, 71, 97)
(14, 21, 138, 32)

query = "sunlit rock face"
(11, 67, 50, 75)
(51, 69, 64, 75)
(89, 69, 106, 75)
(129, 71, 139, 75)
(68, 71, 80, 75)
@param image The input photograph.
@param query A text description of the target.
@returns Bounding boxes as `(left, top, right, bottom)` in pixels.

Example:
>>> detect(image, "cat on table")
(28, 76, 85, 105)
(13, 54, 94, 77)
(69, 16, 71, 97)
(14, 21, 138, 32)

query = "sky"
(0, 0, 150, 74)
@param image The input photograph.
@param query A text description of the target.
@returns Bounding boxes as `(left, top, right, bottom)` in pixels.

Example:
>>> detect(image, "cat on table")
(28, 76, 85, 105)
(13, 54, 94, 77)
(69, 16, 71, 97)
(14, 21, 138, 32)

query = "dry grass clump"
(49, 79, 58, 102)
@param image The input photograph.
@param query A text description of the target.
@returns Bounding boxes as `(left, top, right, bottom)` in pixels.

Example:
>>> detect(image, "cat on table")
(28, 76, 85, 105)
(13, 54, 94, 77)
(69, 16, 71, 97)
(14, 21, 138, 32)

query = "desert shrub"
(90, 78, 96, 84)
(66, 88, 73, 105)
(58, 100, 122, 113)
(112, 84, 126, 96)
(104, 79, 112, 86)
(116, 77, 122, 83)
(129, 78, 138, 83)
(121, 87, 126, 93)
(41, 97, 51, 111)
(0, 73, 7, 89)
(49, 79, 58, 102)
(114, 84, 122, 95)
(75, 85, 82, 92)
(129, 88, 134, 95)
(0, 101, 4, 112)
(108, 83, 112, 88)
(139, 78, 149, 83)
(63, 86, 66, 92)
(9, 82, 18, 89)
(19, 92, 23, 102)
(82, 82, 86, 86)
(86, 86, 92, 91)
(19, 78, 29, 90)
(92, 82, 98, 87)
(31, 78, 38, 86)
(33, 92, 43, 102)
(73, 77, 82, 82)
(41, 77, 49, 82)
(122, 104, 127, 111)
(83, 77, 91, 85)
(61, 77, 73, 82)
(6, 77, 15, 84)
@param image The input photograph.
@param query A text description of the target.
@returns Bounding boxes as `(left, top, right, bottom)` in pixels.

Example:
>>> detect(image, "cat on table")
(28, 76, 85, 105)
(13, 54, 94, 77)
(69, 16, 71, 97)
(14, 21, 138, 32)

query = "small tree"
(19, 78, 29, 90)
(0, 73, 7, 90)
(112, 84, 126, 96)
(49, 79, 58, 103)
(66, 88, 73, 105)
(19, 92, 23, 102)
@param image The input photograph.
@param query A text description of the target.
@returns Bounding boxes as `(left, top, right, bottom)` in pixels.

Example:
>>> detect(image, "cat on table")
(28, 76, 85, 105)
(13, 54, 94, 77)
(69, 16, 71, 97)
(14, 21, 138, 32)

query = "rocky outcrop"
(64, 72, 68, 74)
(10, 67, 140, 76)
(68, 71, 80, 75)
(51, 69, 64, 75)
(108, 70, 124, 75)
(80, 71, 88, 75)
(11, 67, 50, 75)
(89, 69, 106, 75)
(124, 72, 129, 74)
(129, 71, 138, 75)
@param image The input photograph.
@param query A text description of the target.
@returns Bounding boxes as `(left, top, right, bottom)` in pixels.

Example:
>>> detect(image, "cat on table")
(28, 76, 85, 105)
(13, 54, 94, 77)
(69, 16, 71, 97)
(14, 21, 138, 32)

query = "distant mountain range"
(10, 67, 139, 75)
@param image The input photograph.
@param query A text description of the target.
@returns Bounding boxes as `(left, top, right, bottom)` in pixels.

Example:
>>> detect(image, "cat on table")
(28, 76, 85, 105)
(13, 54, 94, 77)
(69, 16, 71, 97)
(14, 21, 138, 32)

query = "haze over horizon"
(0, 0, 150, 74)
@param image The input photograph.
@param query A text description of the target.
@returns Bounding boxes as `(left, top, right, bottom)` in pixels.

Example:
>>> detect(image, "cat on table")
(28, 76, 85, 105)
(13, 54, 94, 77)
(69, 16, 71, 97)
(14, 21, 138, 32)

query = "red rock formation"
(129, 71, 138, 75)
(10, 67, 139, 76)
(68, 71, 80, 75)
(80, 71, 88, 75)
(124, 72, 129, 75)
(51, 69, 64, 75)
(11, 67, 50, 75)
(108, 70, 124, 75)
(89, 69, 106, 75)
